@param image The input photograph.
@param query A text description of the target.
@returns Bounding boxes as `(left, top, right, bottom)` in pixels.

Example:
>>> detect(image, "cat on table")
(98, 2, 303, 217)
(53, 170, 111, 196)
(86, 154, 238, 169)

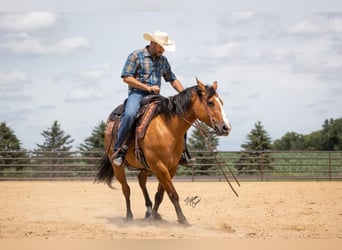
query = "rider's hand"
(149, 86, 160, 94)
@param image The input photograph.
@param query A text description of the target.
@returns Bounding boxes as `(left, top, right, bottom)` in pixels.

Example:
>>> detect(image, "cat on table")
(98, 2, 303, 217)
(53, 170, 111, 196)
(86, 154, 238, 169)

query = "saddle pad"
(136, 102, 159, 139)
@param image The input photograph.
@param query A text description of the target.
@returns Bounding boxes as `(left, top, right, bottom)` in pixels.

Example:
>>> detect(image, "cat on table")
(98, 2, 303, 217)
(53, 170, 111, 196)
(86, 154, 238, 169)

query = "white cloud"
(54, 64, 114, 85)
(219, 11, 256, 25)
(205, 42, 240, 59)
(0, 69, 28, 91)
(65, 87, 107, 102)
(327, 17, 342, 33)
(0, 12, 56, 31)
(289, 19, 321, 34)
(79, 64, 112, 81)
(0, 93, 32, 102)
(0, 69, 28, 84)
(53, 37, 90, 54)
(289, 17, 342, 35)
(229, 12, 255, 22)
(0, 33, 89, 55)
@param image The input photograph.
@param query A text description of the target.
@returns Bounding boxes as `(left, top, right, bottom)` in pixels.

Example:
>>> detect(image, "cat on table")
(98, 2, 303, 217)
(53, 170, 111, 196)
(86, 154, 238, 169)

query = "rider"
(112, 30, 191, 166)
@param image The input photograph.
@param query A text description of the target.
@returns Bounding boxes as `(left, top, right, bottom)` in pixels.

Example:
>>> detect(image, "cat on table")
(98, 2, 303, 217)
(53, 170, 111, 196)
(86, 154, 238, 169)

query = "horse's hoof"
(145, 211, 150, 219)
(179, 219, 190, 227)
(126, 213, 133, 221)
(147, 212, 162, 221)
(145, 206, 153, 218)
(153, 213, 162, 220)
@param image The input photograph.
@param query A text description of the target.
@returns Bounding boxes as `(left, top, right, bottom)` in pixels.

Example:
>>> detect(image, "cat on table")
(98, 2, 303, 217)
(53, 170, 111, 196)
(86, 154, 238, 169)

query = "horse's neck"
(169, 113, 196, 136)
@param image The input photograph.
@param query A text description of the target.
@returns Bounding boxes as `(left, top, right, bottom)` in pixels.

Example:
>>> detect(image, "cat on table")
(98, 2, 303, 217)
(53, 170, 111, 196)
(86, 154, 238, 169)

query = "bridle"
(178, 89, 240, 197)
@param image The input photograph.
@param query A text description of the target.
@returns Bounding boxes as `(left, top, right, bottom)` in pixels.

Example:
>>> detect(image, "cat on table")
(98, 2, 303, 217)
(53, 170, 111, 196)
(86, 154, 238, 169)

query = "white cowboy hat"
(143, 31, 176, 52)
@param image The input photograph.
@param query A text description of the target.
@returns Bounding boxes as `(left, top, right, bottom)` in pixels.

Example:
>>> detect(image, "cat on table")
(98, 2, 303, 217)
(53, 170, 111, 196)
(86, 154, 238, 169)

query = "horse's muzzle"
(214, 121, 231, 136)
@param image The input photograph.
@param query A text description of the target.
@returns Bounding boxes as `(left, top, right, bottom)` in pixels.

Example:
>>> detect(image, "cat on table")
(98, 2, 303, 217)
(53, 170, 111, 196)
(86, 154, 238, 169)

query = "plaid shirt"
(121, 46, 177, 93)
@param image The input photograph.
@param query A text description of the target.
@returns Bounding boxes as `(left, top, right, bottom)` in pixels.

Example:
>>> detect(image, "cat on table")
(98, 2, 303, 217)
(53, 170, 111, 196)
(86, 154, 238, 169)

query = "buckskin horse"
(95, 78, 231, 225)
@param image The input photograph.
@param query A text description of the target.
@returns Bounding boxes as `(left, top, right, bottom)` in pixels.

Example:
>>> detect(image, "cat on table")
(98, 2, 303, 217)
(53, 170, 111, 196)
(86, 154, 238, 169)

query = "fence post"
(328, 151, 332, 181)
(49, 151, 53, 179)
(260, 152, 264, 181)
(191, 165, 195, 182)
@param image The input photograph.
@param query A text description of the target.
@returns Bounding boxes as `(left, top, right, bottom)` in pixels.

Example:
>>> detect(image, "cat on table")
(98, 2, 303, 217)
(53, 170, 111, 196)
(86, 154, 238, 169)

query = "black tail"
(94, 153, 115, 189)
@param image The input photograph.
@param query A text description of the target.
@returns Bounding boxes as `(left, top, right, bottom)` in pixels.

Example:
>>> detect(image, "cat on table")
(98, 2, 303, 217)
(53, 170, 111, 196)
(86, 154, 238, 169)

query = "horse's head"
(193, 78, 231, 136)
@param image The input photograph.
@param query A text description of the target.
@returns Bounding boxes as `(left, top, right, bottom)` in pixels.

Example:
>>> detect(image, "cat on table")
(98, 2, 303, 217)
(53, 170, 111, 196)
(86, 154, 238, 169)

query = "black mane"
(154, 84, 217, 120)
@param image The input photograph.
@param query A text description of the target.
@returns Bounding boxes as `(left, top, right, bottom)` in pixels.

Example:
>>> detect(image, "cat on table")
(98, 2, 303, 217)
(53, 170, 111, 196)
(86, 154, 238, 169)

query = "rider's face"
(150, 42, 165, 57)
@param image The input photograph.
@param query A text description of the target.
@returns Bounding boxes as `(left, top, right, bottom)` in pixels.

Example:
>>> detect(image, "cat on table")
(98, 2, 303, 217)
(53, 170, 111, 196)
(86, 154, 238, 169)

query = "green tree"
(78, 121, 105, 157)
(188, 123, 219, 151)
(36, 120, 74, 151)
(0, 122, 28, 172)
(273, 132, 305, 150)
(320, 118, 342, 150)
(236, 121, 273, 174)
(273, 118, 342, 151)
(241, 121, 272, 150)
(287, 117, 342, 151)
(34, 121, 74, 178)
(185, 122, 219, 175)
(79, 121, 105, 152)
(0, 122, 22, 151)
(303, 131, 322, 150)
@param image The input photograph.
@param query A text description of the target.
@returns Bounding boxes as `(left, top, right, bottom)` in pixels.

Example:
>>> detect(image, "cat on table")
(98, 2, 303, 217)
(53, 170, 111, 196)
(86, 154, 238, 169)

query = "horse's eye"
(207, 101, 214, 107)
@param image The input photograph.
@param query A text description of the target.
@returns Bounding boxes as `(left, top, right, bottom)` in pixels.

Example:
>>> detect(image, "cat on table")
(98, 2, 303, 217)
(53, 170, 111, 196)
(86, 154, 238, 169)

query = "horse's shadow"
(97, 216, 185, 228)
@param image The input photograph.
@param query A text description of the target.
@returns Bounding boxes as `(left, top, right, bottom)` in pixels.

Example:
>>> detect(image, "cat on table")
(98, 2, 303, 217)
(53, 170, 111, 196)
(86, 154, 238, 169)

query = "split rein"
(182, 118, 240, 197)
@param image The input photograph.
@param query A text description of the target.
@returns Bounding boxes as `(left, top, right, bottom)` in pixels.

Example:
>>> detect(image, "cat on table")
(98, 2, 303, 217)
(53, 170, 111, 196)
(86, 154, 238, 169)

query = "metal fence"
(0, 150, 341, 181)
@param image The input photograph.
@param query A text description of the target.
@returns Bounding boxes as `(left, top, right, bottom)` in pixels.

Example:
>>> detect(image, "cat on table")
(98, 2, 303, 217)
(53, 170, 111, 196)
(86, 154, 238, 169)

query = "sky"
(0, 0, 342, 151)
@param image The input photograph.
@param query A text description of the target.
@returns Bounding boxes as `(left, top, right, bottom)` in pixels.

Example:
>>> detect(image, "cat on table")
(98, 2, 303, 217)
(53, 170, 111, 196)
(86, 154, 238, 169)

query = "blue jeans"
(113, 91, 148, 152)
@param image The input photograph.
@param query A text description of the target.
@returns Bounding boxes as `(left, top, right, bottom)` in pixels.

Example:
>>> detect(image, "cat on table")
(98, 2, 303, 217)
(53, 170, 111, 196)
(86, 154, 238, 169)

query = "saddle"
(105, 95, 164, 169)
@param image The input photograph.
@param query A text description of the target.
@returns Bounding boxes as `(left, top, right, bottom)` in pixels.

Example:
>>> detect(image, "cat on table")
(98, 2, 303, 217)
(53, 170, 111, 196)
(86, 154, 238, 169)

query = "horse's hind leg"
(138, 170, 153, 218)
(150, 183, 165, 220)
(114, 165, 133, 220)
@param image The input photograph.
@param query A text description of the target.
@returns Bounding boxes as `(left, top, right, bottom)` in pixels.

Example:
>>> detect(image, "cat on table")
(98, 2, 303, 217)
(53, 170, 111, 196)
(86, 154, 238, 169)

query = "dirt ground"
(0, 180, 341, 239)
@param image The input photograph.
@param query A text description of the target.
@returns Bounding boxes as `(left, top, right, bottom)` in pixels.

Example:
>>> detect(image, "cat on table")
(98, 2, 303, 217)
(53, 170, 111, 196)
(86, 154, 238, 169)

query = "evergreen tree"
(78, 121, 105, 157)
(241, 121, 272, 150)
(34, 121, 74, 177)
(0, 122, 22, 151)
(0, 122, 28, 171)
(36, 121, 74, 151)
(188, 122, 219, 152)
(236, 121, 273, 174)
(185, 122, 219, 175)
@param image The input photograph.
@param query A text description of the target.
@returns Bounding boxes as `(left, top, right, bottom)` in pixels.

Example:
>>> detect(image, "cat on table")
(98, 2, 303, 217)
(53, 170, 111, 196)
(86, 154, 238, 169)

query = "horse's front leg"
(138, 170, 153, 218)
(154, 168, 189, 225)
(166, 185, 189, 225)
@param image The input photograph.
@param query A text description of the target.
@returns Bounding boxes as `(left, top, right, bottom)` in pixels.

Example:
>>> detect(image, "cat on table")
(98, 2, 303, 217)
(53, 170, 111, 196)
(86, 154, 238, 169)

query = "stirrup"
(111, 145, 128, 166)
(111, 154, 123, 166)
(179, 151, 193, 166)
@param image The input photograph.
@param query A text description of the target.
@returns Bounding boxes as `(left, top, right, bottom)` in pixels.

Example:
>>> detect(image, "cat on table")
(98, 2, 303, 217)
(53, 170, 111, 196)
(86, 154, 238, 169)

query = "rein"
(181, 116, 240, 197)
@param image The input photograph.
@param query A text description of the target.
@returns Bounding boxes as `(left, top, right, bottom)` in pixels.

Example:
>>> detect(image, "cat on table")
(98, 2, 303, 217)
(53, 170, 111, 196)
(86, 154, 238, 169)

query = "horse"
(95, 78, 231, 225)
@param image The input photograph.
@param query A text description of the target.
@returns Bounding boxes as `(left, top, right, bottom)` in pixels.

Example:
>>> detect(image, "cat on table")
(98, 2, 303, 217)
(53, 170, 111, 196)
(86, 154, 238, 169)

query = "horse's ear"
(196, 78, 206, 93)
(212, 81, 218, 90)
